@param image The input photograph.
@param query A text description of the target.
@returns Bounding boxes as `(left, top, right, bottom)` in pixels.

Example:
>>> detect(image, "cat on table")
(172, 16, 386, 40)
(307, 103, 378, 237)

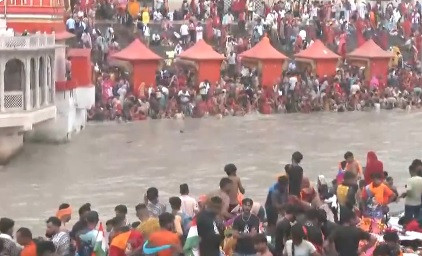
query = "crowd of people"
(69, 0, 422, 121)
(2, 151, 422, 256)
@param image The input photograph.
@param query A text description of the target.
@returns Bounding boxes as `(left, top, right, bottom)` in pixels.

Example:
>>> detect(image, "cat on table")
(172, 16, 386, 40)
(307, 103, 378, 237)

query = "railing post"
(34, 57, 40, 108)
(24, 57, 31, 110)
(43, 55, 48, 105)
(0, 59, 4, 112)
(50, 54, 55, 104)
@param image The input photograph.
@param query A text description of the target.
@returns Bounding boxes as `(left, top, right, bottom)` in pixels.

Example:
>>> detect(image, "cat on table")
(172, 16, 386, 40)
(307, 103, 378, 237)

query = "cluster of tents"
(111, 36, 394, 96)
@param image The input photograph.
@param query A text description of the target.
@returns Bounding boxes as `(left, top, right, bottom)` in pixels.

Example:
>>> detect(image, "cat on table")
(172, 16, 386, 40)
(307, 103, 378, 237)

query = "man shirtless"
(224, 164, 245, 212)
(344, 151, 363, 180)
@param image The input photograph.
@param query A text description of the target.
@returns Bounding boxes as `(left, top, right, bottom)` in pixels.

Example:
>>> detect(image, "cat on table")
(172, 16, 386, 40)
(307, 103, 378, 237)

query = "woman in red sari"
(364, 151, 384, 185)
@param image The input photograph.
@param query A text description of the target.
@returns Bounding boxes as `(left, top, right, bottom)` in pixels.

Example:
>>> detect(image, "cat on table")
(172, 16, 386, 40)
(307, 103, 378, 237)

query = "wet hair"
(373, 243, 391, 256)
(36, 241, 56, 256)
(344, 151, 354, 159)
(169, 197, 182, 210)
(209, 196, 223, 205)
(131, 221, 140, 229)
(383, 231, 399, 243)
(411, 159, 422, 168)
(224, 163, 237, 175)
(146, 187, 159, 201)
(58, 203, 70, 210)
(0, 218, 14, 233)
(372, 172, 383, 180)
(180, 183, 189, 195)
(16, 227, 32, 239)
(290, 224, 306, 256)
(305, 209, 319, 221)
(254, 233, 268, 244)
(85, 211, 99, 224)
(114, 205, 128, 215)
(344, 171, 356, 180)
(219, 177, 233, 189)
(242, 198, 253, 205)
(46, 217, 61, 227)
(409, 165, 416, 173)
(340, 160, 347, 169)
(158, 212, 175, 228)
(292, 151, 303, 163)
(135, 203, 147, 212)
(111, 216, 125, 228)
(78, 203, 91, 216)
(358, 180, 366, 189)
(278, 175, 289, 185)
(105, 219, 114, 226)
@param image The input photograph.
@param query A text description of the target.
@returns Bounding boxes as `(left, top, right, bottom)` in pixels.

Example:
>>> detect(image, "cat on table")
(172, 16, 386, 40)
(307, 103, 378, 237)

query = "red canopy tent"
(239, 36, 288, 87)
(112, 39, 162, 96)
(294, 40, 340, 77)
(347, 39, 393, 87)
(176, 40, 224, 85)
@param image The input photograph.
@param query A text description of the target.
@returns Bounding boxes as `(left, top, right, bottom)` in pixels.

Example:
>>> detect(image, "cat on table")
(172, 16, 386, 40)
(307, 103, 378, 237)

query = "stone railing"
(0, 34, 55, 49)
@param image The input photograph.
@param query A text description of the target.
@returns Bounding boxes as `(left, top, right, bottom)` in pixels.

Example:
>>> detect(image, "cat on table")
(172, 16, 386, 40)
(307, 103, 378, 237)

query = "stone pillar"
(34, 57, 40, 108)
(43, 55, 48, 105)
(50, 55, 55, 104)
(0, 60, 4, 112)
(24, 57, 31, 111)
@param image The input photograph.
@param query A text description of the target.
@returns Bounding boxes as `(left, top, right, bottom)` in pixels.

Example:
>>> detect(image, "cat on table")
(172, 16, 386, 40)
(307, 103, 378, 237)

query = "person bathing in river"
(364, 151, 384, 185)
(224, 163, 245, 212)
(287, 151, 304, 197)
(343, 151, 363, 180)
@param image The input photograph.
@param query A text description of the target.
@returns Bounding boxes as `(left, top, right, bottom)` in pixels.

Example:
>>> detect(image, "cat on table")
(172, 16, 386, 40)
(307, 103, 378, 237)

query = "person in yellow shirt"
(135, 203, 160, 238)
(142, 8, 150, 25)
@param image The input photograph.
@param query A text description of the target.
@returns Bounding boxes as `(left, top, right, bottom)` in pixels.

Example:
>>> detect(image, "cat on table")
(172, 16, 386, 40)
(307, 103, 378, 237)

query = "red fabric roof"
(112, 39, 162, 61)
(240, 37, 288, 60)
(178, 40, 225, 60)
(294, 40, 340, 60)
(68, 48, 91, 57)
(55, 31, 75, 41)
(347, 39, 394, 59)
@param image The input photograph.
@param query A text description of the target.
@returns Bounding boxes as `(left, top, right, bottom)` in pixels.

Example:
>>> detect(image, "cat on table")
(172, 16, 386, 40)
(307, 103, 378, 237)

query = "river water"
(0, 110, 420, 234)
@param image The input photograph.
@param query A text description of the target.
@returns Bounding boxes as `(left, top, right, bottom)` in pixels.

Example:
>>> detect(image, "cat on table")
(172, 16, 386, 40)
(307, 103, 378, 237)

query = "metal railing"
(4, 91, 23, 110)
(0, 34, 55, 49)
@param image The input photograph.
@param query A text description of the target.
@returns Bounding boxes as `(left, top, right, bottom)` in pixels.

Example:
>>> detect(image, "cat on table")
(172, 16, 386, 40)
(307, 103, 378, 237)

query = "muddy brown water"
(0, 110, 419, 234)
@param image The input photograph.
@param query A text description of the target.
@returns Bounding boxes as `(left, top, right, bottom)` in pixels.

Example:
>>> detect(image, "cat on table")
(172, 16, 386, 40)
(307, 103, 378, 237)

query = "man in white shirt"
(288, 75, 297, 92)
(179, 184, 199, 218)
(227, 52, 236, 77)
(199, 80, 210, 101)
(178, 88, 190, 115)
(402, 163, 422, 219)
(180, 22, 189, 45)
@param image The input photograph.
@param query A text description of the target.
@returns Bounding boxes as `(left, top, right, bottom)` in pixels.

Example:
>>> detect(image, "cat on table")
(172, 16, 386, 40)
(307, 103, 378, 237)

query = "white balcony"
(0, 34, 55, 50)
